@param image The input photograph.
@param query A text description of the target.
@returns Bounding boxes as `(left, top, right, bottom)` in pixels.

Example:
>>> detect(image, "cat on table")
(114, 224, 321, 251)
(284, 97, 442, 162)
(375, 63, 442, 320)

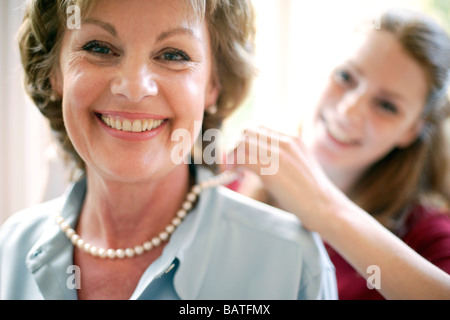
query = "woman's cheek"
(165, 72, 205, 122)
(61, 64, 107, 144)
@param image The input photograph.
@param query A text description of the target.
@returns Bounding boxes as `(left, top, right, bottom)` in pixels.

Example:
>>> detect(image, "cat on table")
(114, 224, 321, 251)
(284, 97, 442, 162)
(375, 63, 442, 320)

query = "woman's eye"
(158, 49, 190, 62)
(376, 99, 398, 115)
(82, 41, 116, 56)
(335, 69, 353, 84)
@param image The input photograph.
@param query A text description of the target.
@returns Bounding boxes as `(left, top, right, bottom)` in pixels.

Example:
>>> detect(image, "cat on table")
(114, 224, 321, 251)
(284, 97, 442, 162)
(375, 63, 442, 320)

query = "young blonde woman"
(228, 9, 450, 299)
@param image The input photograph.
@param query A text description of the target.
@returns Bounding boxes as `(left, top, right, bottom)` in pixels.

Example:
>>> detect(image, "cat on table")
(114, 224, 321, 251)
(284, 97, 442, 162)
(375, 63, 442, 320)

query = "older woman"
(0, 0, 336, 300)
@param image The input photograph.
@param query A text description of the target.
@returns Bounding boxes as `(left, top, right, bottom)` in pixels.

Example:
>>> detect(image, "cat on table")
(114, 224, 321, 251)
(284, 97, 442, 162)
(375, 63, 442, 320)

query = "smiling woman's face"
(304, 30, 429, 177)
(51, 0, 219, 183)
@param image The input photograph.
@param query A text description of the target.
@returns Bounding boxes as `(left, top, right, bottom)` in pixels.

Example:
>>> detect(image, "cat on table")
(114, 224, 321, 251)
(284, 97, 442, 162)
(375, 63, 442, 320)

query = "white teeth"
(122, 120, 132, 132)
(142, 119, 148, 131)
(101, 115, 164, 132)
(132, 120, 142, 132)
(116, 118, 122, 130)
(326, 121, 356, 144)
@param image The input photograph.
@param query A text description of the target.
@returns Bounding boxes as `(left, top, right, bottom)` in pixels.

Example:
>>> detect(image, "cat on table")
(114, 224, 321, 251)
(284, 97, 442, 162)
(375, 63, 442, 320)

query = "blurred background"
(1, 0, 449, 225)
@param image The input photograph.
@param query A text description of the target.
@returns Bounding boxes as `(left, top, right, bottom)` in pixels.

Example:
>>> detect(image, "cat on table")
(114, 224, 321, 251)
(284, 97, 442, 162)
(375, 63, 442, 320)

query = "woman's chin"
(87, 160, 173, 185)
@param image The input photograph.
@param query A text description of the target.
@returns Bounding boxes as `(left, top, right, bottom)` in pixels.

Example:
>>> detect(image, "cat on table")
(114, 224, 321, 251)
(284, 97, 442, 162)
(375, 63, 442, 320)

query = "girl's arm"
(227, 127, 450, 299)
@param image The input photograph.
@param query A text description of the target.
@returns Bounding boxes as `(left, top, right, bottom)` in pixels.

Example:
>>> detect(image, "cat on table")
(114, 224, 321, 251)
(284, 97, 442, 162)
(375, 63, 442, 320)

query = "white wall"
(0, 0, 68, 225)
(223, 0, 426, 144)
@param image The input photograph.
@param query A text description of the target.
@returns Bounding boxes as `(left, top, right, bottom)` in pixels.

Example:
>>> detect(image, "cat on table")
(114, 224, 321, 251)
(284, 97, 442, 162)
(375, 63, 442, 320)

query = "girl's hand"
(226, 126, 348, 232)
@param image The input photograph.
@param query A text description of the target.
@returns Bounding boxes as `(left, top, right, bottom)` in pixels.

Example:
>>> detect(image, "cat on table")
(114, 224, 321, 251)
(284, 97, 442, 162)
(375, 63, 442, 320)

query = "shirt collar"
(25, 179, 86, 299)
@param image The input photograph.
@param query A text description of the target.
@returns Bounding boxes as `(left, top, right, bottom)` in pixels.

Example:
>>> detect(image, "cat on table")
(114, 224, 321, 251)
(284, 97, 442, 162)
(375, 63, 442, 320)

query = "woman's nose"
(111, 60, 158, 103)
(336, 87, 368, 121)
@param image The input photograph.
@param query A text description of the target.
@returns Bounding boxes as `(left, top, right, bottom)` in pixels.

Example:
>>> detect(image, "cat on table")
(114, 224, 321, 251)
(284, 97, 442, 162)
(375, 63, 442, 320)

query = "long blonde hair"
(348, 10, 450, 233)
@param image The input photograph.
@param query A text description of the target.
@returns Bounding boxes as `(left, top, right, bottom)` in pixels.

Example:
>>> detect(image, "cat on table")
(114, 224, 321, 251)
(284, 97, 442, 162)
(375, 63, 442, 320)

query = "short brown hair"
(18, 0, 256, 173)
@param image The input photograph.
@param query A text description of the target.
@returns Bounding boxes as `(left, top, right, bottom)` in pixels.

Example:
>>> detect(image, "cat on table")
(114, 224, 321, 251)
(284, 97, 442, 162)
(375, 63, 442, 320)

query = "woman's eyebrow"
(81, 18, 200, 43)
(82, 18, 117, 37)
(346, 60, 364, 77)
(156, 27, 201, 43)
(378, 89, 405, 102)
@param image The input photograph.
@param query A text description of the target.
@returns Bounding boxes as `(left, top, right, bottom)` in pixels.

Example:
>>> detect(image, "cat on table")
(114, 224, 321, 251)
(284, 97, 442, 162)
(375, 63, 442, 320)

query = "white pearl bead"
(90, 246, 99, 256)
(134, 245, 144, 255)
(83, 242, 91, 253)
(106, 249, 116, 259)
(159, 231, 169, 241)
(76, 239, 85, 249)
(172, 217, 181, 226)
(56, 216, 64, 224)
(71, 234, 80, 245)
(186, 192, 197, 202)
(177, 209, 186, 219)
(151, 237, 161, 247)
(60, 221, 70, 232)
(166, 224, 175, 234)
(98, 248, 107, 258)
(116, 249, 125, 259)
(125, 248, 135, 258)
(191, 185, 202, 195)
(143, 241, 153, 251)
(66, 228, 75, 238)
(182, 201, 193, 211)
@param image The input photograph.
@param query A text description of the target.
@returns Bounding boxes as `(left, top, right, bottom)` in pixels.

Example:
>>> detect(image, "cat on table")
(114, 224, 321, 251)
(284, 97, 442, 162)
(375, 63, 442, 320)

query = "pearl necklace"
(55, 170, 237, 259)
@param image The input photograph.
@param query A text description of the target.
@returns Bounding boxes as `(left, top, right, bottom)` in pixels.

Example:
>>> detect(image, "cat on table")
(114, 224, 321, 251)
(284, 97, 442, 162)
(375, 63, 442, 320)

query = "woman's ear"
(205, 67, 221, 112)
(397, 119, 424, 148)
(49, 66, 63, 98)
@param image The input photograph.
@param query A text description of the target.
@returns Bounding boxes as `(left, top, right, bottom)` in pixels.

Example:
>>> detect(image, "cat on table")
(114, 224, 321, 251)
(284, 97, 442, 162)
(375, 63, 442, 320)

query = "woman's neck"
(77, 164, 191, 250)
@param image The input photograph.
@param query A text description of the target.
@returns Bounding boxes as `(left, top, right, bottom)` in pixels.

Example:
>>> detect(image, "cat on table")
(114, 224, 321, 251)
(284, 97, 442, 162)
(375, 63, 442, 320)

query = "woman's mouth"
(97, 113, 167, 133)
(321, 114, 361, 146)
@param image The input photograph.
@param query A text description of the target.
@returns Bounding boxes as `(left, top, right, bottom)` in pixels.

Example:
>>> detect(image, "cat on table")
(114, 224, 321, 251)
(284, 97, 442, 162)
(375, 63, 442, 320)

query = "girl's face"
(52, 0, 219, 183)
(304, 30, 428, 178)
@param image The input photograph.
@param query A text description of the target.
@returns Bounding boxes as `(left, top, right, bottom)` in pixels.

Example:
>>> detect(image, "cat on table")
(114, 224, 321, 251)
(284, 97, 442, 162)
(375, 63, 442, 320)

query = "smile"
(99, 114, 166, 133)
(322, 115, 361, 146)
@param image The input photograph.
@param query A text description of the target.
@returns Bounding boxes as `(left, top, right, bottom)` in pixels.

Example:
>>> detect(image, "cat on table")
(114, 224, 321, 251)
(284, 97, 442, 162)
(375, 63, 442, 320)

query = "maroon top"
(226, 180, 450, 299)
(325, 205, 450, 300)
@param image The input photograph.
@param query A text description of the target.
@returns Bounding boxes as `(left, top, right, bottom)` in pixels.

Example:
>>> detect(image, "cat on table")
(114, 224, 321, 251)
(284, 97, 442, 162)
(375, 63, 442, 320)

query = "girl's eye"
(82, 41, 117, 56)
(375, 99, 398, 115)
(335, 69, 353, 84)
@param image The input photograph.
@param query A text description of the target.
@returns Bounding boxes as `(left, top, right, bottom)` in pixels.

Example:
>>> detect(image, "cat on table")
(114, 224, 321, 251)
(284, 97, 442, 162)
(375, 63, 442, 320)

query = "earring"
(49, 92, 60, 102)
(206, 105, 217, 115)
